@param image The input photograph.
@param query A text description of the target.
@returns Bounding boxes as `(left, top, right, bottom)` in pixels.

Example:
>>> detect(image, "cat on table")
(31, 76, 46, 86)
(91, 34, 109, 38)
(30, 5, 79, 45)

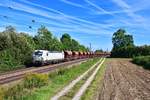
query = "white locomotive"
(32, 50, 65, 65)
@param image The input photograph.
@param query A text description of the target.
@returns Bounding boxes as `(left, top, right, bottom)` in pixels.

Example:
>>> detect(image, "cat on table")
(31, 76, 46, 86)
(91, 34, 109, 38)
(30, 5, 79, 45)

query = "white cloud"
(111, 0, 145, 22)
(84, 0, 113, 15)
(60, 0, 86, 8)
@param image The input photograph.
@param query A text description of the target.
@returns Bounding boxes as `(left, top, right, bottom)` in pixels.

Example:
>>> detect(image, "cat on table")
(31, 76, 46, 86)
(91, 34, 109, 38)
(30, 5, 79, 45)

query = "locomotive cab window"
(34, 51, 43, 56)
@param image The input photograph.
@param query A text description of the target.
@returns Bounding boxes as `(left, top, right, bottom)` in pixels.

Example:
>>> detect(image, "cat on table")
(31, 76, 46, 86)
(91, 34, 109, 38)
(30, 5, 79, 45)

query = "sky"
(0, 0, 150, 51)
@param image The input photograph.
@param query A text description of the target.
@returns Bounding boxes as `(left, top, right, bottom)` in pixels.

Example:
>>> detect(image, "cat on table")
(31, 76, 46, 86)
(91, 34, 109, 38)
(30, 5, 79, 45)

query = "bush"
(4, 84, 25, 100)
(23, 73, 49, 89)
(0, 73, 49, 99)
(132, 56, 150, 69)
(0, 86, 5, 100)
(111, 45, 150, 58)
(48, 68, 69, 79)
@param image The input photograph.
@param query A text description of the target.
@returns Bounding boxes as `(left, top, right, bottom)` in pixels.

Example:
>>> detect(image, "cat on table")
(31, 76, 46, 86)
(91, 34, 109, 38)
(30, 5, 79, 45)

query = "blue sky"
(0, 0, 150, 51)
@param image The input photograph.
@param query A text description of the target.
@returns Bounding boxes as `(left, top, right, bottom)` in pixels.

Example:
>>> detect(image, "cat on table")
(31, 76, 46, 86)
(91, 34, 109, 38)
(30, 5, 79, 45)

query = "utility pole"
(89, 43, 92, 52)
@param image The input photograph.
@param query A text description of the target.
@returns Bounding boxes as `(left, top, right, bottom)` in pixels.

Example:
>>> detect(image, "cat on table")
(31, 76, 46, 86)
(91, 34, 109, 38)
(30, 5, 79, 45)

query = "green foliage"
(23, 73, 49, 89)
(111, 29, 134, 57)
(0, 86, 5, 100)
(112, 29, 134, 49)
(34, 26, 53, 50)
(4, 84, 25, 100)
(111, 45, 150, 58)
(60, 33, 72, 50)
(0, 26, 34, 71)
(95, 49, 103, 53)
(132, 56, 150, 70)
(60, 33, 89, 51)
(0, 73, 48, 100)
(51, 37, 63, 51)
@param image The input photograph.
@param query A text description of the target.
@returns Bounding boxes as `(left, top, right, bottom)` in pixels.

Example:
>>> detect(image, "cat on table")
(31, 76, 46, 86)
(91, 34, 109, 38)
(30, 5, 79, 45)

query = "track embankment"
(0, 59, 88, 85)
(98, 59, 150, 100)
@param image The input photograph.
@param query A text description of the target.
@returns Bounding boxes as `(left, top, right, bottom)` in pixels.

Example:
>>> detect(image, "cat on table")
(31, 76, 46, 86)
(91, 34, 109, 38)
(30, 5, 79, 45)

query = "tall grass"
(24, 73, 49, 89)
(132, 56, 150, 69)
(1, 73, 49, 100)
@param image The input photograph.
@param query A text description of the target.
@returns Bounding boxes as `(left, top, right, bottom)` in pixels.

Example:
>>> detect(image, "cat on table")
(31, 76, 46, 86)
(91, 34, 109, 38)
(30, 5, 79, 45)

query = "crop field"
(98, 59, 150, 100)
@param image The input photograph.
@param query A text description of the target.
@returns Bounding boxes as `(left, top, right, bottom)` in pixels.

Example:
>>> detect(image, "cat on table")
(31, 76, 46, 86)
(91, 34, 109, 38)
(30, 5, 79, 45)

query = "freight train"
(32, 50, 110, 65)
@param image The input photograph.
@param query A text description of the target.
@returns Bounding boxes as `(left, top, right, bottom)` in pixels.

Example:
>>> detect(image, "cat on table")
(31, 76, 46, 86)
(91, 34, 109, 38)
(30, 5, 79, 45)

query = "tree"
(79, 45, 89, 52)
(111, 29, 134, 57)
(51, 37, 63, 51)
(34, 26, 53, 50)
(60, 33, 72, 50)
(95, 49, 103, 53)
(0, 32, 12, 51)
(5, 25, 16, 33)
(71, 39, 79, 51)
(112, 29, 134, 49)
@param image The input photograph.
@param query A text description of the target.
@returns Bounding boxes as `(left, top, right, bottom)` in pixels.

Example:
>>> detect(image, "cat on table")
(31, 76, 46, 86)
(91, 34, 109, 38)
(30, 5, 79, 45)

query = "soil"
(98, 59, 150, 100)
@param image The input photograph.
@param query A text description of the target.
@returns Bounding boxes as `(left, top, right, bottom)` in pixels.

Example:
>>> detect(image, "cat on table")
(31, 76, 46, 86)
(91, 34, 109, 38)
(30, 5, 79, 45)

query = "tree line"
(111, 29, 150, 58)
(0, 26, 89, 71)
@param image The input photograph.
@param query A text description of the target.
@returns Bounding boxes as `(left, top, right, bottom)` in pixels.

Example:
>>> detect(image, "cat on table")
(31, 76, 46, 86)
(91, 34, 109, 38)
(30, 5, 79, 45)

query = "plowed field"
(98, 59, 150, 100)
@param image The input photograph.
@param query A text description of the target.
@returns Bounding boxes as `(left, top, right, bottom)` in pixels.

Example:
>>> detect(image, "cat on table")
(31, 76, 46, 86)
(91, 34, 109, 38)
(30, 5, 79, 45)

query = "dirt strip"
(51, 58, 102, 100)
(98, 59, 150, 100)
(72, 58, 105, 100)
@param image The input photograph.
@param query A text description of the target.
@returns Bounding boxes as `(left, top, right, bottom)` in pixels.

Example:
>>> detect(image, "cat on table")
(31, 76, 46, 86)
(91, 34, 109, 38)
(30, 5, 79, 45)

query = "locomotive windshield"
(34, 51, 43, 56)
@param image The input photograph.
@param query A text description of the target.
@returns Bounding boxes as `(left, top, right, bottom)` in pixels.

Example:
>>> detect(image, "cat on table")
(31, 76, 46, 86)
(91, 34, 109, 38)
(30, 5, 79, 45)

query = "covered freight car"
(64, 51, 73, 61)
(72, 51, 79, 60)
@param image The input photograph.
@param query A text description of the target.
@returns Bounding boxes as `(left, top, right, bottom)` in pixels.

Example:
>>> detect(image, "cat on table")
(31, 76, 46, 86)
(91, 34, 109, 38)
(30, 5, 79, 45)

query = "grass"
(81, 59, 107, 100)
(21, 58, 100, 100)
(132, 56, 150, 70)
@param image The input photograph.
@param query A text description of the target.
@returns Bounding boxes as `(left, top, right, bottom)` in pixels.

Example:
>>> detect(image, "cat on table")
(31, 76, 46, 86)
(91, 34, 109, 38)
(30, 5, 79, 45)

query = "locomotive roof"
(34, 50, 63, 53)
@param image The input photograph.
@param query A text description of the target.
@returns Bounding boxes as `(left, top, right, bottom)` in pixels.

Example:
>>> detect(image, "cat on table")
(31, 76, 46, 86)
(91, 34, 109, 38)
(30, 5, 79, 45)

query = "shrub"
(132, 56, 150, 69)
(111, 45, 150, 58)
(23, 73, 49, 89)
(1, 73, 49, 99)
(0, 86, 5, 100)
(48, 68, 69, 79)
(4, 84, 25, 100)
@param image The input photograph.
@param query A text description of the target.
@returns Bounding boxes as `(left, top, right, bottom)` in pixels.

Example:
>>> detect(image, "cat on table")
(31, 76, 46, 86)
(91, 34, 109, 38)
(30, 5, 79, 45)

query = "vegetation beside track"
(132, 56, 150, 70)
(0, 58, 99, 100)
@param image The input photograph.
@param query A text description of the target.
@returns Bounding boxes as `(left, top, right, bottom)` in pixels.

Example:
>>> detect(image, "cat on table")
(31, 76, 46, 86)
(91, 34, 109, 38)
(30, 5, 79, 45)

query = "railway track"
(0, 58, 89, 85)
